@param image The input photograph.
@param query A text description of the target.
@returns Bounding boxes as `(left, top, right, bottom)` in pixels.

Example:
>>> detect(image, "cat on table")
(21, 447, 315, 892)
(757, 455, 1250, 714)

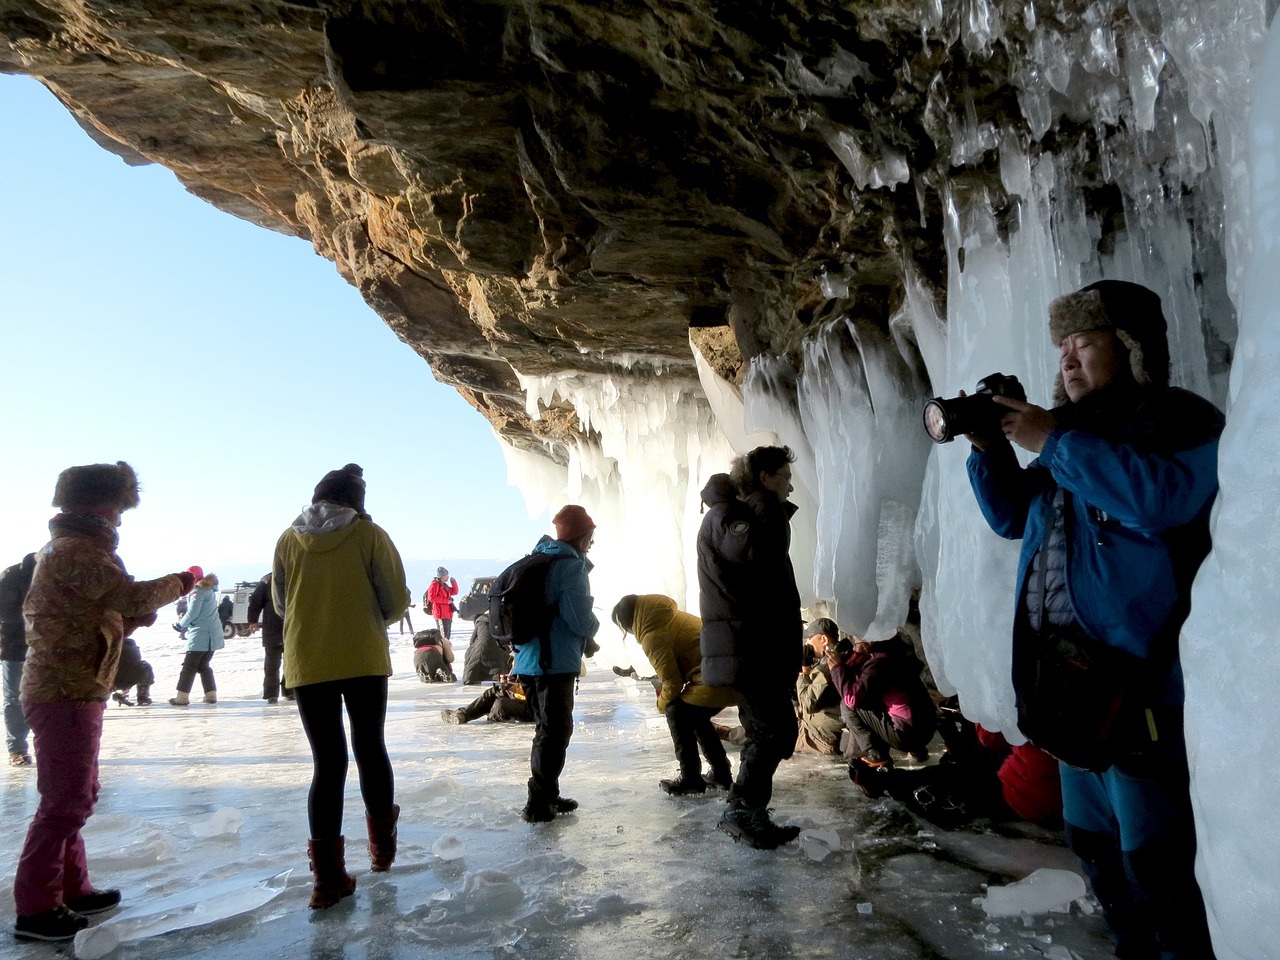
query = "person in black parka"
(697, 447, 803, 851)
(460, 612, 509, 685)
(0, 553, 37, 765)
(248, 573, 290, 702)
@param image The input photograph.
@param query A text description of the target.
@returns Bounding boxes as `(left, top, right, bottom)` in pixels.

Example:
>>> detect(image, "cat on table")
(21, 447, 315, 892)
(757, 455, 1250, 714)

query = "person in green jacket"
(612, 594, 736, 795)
(272, 464, 410, 910)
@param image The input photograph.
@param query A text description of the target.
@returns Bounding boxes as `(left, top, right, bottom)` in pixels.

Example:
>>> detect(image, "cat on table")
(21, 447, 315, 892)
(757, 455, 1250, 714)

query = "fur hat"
(51, 461, 140, 512)
(553, 504, 596, 543)
(1048, 280, 1170, 405)
(312, 463, 366, 512)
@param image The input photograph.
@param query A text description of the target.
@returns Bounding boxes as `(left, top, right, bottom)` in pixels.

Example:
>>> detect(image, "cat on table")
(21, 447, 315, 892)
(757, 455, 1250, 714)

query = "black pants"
(665, 700, 730, 780)
(729, 679, 797, 810)
(526, 674, 576, 803)
(841, 703, 934, 763)
(294, 675, 394, 839)
(263, 645, 289, 700)
(436, 617, 453, 640)
(176, 651, 216, 694)
(460, 685, 531, 723)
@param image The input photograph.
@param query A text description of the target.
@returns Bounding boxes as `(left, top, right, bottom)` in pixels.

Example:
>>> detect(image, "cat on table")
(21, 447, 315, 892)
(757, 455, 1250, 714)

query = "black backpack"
(488, 552, 563, 661)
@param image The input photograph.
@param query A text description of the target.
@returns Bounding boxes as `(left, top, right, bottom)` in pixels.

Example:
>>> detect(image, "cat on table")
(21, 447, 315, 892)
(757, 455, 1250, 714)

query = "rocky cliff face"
(7, 0, 1244, 454)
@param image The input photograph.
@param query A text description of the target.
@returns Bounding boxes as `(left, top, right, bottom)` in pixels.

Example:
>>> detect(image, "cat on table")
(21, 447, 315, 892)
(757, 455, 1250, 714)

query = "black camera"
(922, 372, 1026, 444)
(802, 644, 818, 669)
(831, 637, 855, 660)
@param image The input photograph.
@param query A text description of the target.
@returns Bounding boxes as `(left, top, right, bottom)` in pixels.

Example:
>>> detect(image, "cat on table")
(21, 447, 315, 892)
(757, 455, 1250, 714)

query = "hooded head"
(312, 463, 366, 512)
(51, 461, 140, 515)
(1048, 280, 1170, 406)
(553, 505, 595, 544)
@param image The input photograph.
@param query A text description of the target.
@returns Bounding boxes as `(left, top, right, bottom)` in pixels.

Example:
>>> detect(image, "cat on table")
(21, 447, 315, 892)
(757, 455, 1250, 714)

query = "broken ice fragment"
(432, 834, 466, 861)
(189, 807, 242, 838)
(982, 868, 1087, 917)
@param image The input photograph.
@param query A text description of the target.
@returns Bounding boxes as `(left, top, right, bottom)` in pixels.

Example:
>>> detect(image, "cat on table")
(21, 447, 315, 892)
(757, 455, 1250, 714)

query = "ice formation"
(982, 868, 1088, 918)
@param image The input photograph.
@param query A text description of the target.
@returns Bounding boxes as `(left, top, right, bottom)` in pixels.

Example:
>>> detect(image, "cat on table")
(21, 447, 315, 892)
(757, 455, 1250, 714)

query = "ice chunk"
(73, 869, 290, 958)
(432, 834, 466, 861)
(982, 869, 1086, 917)
(188, 807, 242, 838)
(798, 829, 842, 862)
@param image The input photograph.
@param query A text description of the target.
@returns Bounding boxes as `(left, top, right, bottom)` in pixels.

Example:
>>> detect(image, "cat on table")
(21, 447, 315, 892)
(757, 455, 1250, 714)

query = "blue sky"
(0, 74, 550, 582)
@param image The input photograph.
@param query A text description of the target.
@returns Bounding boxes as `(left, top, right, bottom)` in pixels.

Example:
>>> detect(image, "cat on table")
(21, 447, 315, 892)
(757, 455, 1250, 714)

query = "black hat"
(804, 617, 839, 640)
(312, 463, 366, 512)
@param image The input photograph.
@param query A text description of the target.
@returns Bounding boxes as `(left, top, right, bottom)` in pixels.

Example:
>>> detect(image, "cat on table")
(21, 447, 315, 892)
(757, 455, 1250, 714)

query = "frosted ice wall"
(794, 316, 932, 639)
(1180, 18, 1280, 958)
(505, 368, 736, 638)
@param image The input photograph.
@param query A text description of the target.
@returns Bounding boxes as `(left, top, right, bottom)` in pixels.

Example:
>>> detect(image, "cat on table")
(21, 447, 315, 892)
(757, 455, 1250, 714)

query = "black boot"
(660, 773, 707, 795)
(717, 804, 801, 850)
(135, 684, 152, 706)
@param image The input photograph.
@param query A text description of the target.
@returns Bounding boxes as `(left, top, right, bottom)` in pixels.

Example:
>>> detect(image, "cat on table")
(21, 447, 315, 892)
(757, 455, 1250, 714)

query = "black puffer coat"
(0, 554, 36, 662)
(247, 575, 284, 649)
(461, 613, 509, 684)
(697, 473, 802, 687)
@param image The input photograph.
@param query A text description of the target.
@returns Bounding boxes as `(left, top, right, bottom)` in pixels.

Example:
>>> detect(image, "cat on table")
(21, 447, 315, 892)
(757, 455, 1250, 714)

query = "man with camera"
(963, 280, 1221, 960)
(795, 618, 845, 756)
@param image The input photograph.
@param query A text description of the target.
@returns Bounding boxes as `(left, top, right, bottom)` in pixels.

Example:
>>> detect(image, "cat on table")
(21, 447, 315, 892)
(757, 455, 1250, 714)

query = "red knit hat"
(187, 565, 204, 581)
(553, 505, 596, 543)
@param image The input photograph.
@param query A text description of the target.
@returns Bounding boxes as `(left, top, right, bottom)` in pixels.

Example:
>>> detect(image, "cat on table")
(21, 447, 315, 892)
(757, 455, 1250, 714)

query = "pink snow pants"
(13, 700, 103, 915)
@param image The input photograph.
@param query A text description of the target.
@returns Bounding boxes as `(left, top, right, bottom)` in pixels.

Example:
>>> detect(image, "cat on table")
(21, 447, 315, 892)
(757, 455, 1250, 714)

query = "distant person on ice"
(167, 566, 223, 705)
(412, 626, 456, 683)
(0, 552, 37, 767)
(697, 446, 803, 850)
(248, 572, 290, 703)
(516, 505, 600, 824)
(14, 461, 193, 941)
(427, 567, 459, 639)
(272, 463, 410, 909)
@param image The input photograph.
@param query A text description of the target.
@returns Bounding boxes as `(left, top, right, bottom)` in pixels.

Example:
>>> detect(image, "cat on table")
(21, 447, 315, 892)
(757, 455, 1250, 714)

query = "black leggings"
(294, 675, 394, 839)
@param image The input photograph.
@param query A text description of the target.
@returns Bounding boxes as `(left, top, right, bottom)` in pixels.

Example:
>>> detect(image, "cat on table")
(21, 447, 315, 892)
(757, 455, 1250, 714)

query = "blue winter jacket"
(967, 385, 1223, 705)
(512, 537, 599, 677)
(179, 583, 225, 653)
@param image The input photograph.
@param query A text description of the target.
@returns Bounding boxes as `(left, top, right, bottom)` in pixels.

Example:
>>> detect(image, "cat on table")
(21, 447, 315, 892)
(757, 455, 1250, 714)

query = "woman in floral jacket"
(15, 461, 192, 942)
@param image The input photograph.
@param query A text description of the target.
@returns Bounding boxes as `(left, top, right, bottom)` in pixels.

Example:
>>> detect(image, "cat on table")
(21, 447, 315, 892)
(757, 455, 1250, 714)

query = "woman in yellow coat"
(272, 464, 409, 909)
(612, 594, 736, 795)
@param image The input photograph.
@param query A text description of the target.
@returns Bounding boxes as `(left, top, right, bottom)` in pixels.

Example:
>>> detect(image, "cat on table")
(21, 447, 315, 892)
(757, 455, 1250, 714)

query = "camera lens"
(923, 399, 952, 443)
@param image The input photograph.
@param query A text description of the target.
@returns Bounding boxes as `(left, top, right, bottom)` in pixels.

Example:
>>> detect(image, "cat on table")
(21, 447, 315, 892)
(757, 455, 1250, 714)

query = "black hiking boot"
(13, 905, 89, 942)
(717, 805, 801, 850)
(65, 889, 122, 916)
(659, 774, 707, 795)
(550, 796, 578, 813)
(521, 799, 556, 823)
(706, 767, 733, 791)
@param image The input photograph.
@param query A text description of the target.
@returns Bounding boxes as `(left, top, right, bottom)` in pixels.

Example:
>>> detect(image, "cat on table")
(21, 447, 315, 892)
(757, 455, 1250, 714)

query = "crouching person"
(412, 628, 456, 683)
(15, 462, 193, 941)
(612, 594, 735, 795)
(272, 464, 411, 909)
(828, 631, 936, 795)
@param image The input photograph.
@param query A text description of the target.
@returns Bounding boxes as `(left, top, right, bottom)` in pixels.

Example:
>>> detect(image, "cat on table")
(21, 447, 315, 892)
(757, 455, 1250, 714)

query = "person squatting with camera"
(961, 280, 1221, 960)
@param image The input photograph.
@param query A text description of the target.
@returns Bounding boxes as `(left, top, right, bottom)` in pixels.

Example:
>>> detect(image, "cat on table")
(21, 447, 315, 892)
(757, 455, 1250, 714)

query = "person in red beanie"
(14, 462, 194, 941)
(512, 505, 600, 823)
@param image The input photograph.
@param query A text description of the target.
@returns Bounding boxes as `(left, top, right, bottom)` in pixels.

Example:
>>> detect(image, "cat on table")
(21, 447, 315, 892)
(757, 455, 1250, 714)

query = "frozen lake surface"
(0, 620, 1120, 959)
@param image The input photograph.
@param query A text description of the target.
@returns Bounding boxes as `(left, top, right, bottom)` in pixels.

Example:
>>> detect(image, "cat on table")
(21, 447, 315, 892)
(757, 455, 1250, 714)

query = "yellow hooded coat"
(632, 595, 736, 713)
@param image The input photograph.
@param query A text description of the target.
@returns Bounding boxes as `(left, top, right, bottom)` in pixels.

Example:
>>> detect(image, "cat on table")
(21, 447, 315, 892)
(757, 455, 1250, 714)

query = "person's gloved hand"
(174, 571, 196, 594)
(584, 637, 600, 658)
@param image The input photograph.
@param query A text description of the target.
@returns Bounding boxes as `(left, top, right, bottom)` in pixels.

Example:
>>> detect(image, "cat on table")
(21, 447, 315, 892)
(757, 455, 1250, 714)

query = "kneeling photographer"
(827, 630, 935, 793)
(957, 281, 1222, 960)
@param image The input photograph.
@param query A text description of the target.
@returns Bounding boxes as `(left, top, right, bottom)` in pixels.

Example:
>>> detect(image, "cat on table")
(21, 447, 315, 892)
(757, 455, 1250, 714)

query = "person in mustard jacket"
(612, 594, 736, 795)
(272, 464, 410, 910)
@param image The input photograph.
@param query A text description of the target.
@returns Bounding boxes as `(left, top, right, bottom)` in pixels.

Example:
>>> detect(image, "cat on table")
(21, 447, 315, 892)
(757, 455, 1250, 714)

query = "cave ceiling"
(1, 0, 1130, 453)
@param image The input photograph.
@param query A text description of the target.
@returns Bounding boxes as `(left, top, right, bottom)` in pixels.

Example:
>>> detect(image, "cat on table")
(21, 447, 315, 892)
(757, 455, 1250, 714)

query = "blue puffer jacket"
(967, 385, 1223, 706)
(179, 581, 226, 653)
(512, 537, 599, 677)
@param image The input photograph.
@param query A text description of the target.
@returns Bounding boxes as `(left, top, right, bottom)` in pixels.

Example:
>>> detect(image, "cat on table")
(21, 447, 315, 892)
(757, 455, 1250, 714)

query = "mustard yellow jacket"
(633, 594, 736, 713)
(272, 504, 410, 688)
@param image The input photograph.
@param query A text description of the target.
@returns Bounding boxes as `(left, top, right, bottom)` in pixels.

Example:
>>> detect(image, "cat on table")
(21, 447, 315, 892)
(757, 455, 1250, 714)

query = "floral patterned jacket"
(22, 515, 185, 703)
